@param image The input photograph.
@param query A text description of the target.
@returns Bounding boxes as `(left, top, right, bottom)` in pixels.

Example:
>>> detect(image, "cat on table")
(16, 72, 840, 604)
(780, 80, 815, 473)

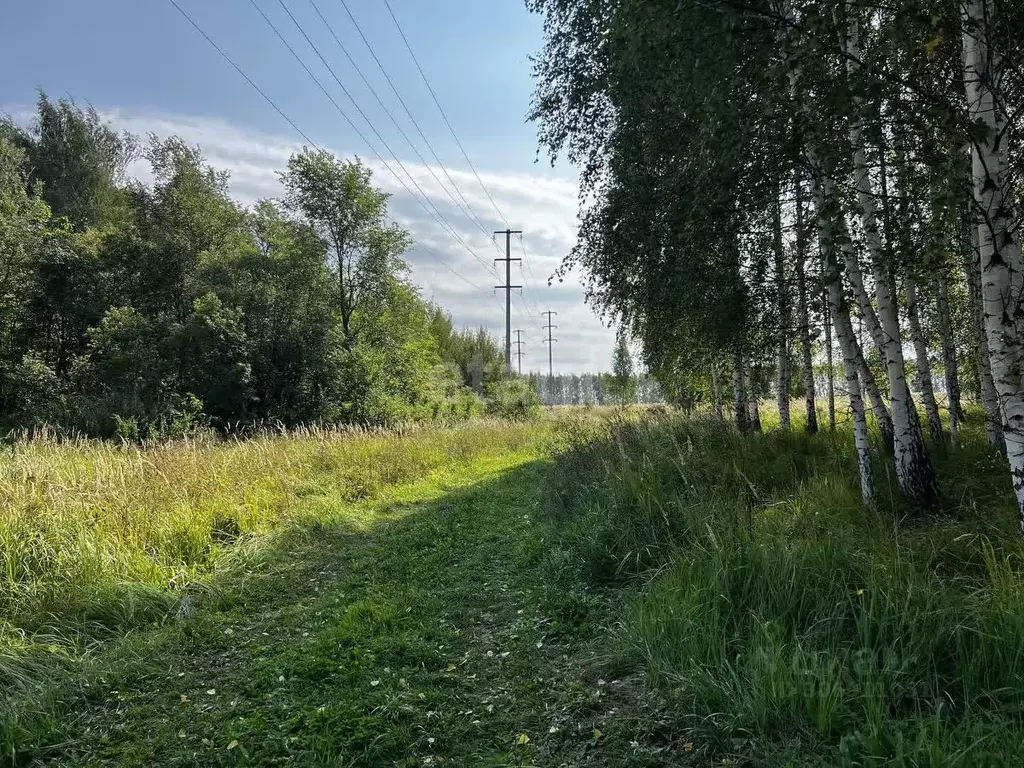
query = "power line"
(378, 0, 552, 323)
(542, 310, 558, 379)
(165, 0, 319, 149)
(512, 329, 526, 375)
(380, 0, 552, 321)
(383, 0, 512, 230)
(337, 0, 505, 246)
(164, 0, 489, 298)
(305, 0, 500, 247)
(252, 0, 500, 281)
(517, 234, 545, 318)
(494, 228, 523, 377)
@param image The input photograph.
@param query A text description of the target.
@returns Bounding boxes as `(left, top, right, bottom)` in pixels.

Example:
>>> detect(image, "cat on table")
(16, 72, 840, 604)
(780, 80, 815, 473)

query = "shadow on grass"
(4, 456, 665, 768)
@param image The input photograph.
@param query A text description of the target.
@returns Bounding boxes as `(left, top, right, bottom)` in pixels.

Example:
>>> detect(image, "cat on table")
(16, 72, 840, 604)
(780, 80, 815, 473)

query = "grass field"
(3, 406, 1024, 766)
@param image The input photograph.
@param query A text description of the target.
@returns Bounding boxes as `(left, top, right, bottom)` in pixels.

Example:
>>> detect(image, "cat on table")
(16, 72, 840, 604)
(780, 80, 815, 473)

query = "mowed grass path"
(10, 432, 676, 767)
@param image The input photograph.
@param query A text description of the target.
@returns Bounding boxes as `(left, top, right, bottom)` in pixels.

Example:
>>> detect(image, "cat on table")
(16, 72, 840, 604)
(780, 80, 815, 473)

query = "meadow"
(3, 406, 1024, 766)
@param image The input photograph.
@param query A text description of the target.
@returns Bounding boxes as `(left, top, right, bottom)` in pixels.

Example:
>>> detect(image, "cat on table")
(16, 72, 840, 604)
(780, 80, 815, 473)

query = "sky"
(0, 0, 617, 373)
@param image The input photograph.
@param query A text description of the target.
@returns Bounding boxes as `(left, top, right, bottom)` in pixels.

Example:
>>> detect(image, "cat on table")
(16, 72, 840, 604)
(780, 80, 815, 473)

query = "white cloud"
(105, 109, 616, 373)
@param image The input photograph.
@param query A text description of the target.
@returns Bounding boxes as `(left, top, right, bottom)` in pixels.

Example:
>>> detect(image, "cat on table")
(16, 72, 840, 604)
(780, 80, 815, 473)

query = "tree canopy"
(0, 95, 495, 436)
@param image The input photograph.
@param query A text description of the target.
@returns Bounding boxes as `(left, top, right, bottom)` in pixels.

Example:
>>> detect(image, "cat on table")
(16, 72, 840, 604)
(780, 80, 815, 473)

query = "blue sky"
(1, 0, 616, 372)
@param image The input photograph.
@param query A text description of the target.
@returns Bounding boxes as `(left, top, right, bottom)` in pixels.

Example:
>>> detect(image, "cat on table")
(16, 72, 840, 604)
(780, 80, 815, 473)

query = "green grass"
(4, 405, 1024, 766)
(3, 413, 674, 766)
(547, 405, 1024, 765)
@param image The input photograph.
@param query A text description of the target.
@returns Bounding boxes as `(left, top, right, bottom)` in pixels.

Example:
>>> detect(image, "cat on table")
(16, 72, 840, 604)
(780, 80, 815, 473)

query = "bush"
(485, 378, 541, 421)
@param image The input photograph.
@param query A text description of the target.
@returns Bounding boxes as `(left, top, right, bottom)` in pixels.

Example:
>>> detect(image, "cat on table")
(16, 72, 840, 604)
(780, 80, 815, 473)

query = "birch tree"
(961, 0, 1024, 529)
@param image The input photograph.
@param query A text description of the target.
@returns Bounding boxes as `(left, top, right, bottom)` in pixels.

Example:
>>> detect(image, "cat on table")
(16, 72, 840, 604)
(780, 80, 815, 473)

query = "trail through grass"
(7, 407, 1024, 766)
(4, 420, 676, 767)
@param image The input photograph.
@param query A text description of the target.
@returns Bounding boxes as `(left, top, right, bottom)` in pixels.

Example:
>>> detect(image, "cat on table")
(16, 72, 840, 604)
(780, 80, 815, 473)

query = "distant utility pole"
(512, 330, 526, 375)
(542, 310, 558, 379)
(494, 229, 523, 377)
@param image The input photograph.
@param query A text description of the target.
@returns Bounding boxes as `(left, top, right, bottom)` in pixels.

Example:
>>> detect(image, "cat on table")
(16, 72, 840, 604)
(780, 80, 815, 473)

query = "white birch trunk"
(732, 352, 750, 432)
(905, 279, 944, 441)
(966, 221, 1006, 451)
(711, 362, 724, 422)
(774, 189, 791, 430)
(813, 174, 875, 503)
(802, 137, 875, 501)
(750, 396, 763, 433)
(843, 16, 938, 509)
(963, 0, 1024, 528)
(794, 171, 818, 433)
(935, 274, 961, 446)
(840, 315, 875, 505)
(823, 292, 836, 430)
(853, 339, 894, 447)
(782, 0, 871, 500)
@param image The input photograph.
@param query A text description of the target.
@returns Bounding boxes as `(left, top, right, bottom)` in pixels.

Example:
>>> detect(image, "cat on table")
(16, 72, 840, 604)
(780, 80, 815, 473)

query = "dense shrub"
(485, 378, 542, 421)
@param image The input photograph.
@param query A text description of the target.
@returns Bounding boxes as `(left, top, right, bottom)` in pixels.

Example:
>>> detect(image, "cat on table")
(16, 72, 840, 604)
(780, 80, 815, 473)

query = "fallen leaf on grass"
(516, 733, 530, 745)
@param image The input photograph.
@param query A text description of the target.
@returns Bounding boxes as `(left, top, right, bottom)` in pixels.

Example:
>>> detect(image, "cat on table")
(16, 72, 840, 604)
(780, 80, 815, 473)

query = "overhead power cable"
(252, 0, 500, 280)
(381, 0, 550, 317)
(382, 0, 514, 231)
(164, 0, 491, 295)
(308, 0, 501, 248)
(336, 0, 506, 242)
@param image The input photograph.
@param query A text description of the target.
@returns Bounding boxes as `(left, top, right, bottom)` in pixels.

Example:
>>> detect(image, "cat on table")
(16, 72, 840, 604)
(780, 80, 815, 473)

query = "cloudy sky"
(1, 0, 616, 372)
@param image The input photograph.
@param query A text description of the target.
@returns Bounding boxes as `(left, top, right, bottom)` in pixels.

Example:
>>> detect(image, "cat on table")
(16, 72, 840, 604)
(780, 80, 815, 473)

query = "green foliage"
(428, 306, 504, 392)
(0, 99, 476, 434)
(486, 377, 542, 421)
(3, 93, 137, 230)
(608, 330, 636, 404)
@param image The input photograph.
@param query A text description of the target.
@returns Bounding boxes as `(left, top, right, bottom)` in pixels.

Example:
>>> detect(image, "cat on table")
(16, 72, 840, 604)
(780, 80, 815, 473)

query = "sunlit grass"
(0, 421, 550, 677)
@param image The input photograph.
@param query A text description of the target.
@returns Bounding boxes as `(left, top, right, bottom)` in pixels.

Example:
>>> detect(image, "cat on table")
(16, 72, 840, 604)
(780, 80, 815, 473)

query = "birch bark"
(905, 279, 944, 441)
(782, 0, 872, 500)
(935, 274, 961, 446)
(733, 352, 750, 432)
(964, 222, 1005, 451)
(843, 15, 938, 508)
(711, 363, 724, 422)
(962, 0, 1024, 527)
(774, 188, 791, 430)
(794, 171, 818, 433)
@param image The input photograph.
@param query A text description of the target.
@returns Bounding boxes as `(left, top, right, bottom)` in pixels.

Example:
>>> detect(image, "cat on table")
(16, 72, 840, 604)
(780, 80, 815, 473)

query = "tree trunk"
(906, 279, 944, 442)
(800, 142, 873, 501)
(783, 0, 872, 501)
(732, 352, 750, 433)
(853, 339, 894, 448)
(843, 17, 938, 510)
(794, 170, 817, 433)
(774, 187, 791, 430)
(711, 362, 724, 422)
(841, 322, 875, 505)
(963, 0, 1024, 529)
(822, 278, 836, 431)
(935, 274, 961, 446)
(750, 396, 762, 433)
(965, 212, 1006, 452)
(817, 198, 875, 504)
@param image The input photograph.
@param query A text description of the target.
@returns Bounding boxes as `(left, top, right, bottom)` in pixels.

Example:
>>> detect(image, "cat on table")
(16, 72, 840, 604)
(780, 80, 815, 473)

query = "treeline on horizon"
(0, 94, 522, 438)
